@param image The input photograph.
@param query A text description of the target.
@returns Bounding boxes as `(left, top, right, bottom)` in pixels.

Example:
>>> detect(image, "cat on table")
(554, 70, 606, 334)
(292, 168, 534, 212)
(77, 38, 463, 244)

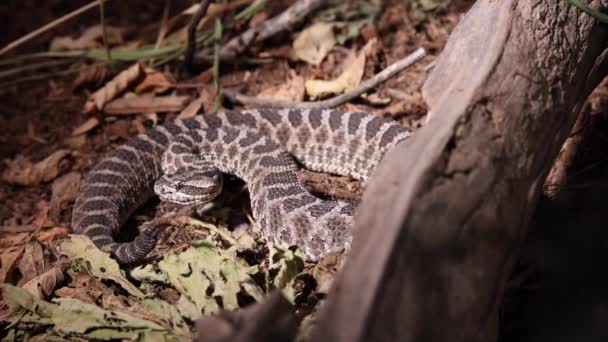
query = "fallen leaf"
(266, 243, 305, 303)
(135, 70, 173, 95)
(84, 63, 144, 114)
(71, 117, 100, 136)
(36, 226, 69, 243)
(257, 70, 305, 102)
(22, 263, 65, 299)
(292, 22, 336, 66)
(50, 25, 123, 51)
(73, 64, 111, 90)
(31, 200, 54, 229)
(310, 250, 345, 295)
(176, 97, 205, 120)
(63, 134, 88, 148)
(305, 39, 374, 99)
(49, 172, 81, 222)
(2, 150, 71, 186)
(131, 233, 264, 319)
(59, 235, 144, 298)
(104, 95, 190, 115)
(0, 246, 24, 283)
(16, 240, 45, 286)
(1, 284, 172, 340)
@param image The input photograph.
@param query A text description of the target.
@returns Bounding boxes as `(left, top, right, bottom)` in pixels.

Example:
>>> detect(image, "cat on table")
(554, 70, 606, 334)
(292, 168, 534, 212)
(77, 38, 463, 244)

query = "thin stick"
(99, 0, 113, 65)
(0, 59, 73, 79)
(0, 0, 111, 56)
(223, 48, 427, 109)
(185, 0, 212, 73)
(195, 0, 325, 61)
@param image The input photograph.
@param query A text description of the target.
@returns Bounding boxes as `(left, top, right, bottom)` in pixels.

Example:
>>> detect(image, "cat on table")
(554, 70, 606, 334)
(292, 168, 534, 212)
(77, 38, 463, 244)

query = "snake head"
(154, 166, 223, 205)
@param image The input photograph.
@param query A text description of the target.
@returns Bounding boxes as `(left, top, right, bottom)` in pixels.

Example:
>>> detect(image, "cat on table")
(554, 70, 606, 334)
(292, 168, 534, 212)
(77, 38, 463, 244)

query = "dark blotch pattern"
(308, 108, 323, 129)
(379, 125, 406, 149)
(283, 194, 317, 213)
(365, 116, 385, 140)
(328, 110, 343, 131)
(288, 109, 302, 127)
(347, 112, 365, 135)
(225, 111, 256, 127)
(259, 108, 282, 125)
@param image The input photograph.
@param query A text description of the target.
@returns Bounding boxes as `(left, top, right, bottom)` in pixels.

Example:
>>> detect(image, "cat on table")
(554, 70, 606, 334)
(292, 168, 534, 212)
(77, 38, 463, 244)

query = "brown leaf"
(22, 263, 65, 299)
(64, 134, 88, 148)
(35, 226, 69, 243)
(0, 246, 24, 284)
(135, 70, 173, 95)
(16, 240, 45, 286)
(55, 272, 105, 304)
(49, 172, 81, 222)
(73, 64, 111, 90)
(71, 117, 100, 136)
(2, 150, 71, 185)
(177, 97, 204, 120)
(257, 70, 305, 102)
(84, 63, 144, 114)
(104, 95, 190, 114)
(31, 200, 54, 229)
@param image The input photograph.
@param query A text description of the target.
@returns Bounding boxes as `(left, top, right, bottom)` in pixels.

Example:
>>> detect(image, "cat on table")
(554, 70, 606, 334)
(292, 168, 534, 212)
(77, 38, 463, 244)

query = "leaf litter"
(0, 0, 462, 340)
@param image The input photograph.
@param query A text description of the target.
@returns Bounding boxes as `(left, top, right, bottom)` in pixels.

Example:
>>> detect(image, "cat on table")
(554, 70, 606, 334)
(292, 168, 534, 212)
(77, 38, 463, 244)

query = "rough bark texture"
(313, 1, 608, 341)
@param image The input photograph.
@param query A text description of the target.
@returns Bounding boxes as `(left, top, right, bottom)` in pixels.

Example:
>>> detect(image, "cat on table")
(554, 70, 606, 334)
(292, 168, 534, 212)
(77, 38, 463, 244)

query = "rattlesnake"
(72, 108, 410, 264)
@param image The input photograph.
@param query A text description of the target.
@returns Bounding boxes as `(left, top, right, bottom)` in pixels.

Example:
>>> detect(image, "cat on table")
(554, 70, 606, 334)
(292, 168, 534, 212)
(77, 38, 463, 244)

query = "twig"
(98, 0, 113, 65)
(212, 18, 223, 112)
(0, 0, 112, 56)
(224, 48, 427, 109)
(567, 0, 608, 24)
(185, 0, 212, 73)
(0, 59, 73, 79)
(154, 0, 172, 50)
(195, 0, 325, 61)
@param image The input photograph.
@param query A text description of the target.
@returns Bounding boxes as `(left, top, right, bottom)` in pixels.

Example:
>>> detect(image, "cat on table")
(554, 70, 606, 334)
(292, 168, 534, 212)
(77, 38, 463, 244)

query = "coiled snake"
(72, 109, 410, 264)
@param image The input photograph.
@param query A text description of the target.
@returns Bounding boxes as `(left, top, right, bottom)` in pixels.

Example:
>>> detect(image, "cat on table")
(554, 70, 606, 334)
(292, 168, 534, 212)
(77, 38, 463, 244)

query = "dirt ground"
(1, 0, 608, 340)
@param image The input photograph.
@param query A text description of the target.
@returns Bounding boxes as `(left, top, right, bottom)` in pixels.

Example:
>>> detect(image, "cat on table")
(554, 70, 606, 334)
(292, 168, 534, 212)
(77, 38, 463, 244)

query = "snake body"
(72, 108, 410, 264)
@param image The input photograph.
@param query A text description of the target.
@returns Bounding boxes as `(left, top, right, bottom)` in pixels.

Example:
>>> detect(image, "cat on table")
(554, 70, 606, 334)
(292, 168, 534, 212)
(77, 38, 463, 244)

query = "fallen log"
(313, 1, 608, 341)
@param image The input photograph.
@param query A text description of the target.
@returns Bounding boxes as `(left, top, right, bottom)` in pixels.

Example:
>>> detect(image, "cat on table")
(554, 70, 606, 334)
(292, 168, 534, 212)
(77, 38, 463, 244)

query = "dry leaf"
(177, 98, 204, 120)
(16, 240, 45, 286)
(36, 226, 69, 243)
(2, 150, 71, 186)
(64, 134, 88, 148)
(257, 70, 305, 102)
(104, 95, 190, 115)
(0, 246, 24, 283)
(135, 70, 173, 95)
(292, 22, 336, 66)
(73, 64, 111, 90)
(49, 172, 81, 221)
(304, 39, 375, 98)
(22, 263, 65, 299)
(84, 63, 144, 114)
(71, 117, 100, 136)
(305, 51, 365, 98)
(32, 200, 54, 229)
(50, 25, 123, 51)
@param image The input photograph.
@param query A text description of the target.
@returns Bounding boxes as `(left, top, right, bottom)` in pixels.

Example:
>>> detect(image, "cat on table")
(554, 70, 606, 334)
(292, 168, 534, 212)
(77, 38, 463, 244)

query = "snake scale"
(72, 108, 410, 264)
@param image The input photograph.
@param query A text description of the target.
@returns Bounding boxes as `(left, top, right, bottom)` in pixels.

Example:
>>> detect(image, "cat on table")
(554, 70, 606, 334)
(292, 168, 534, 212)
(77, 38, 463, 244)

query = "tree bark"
(313, 1, 608, 341)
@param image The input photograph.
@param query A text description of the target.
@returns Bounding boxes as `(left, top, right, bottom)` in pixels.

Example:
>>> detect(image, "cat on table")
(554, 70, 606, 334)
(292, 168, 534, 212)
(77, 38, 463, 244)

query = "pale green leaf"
(59, 235, 144, 298)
